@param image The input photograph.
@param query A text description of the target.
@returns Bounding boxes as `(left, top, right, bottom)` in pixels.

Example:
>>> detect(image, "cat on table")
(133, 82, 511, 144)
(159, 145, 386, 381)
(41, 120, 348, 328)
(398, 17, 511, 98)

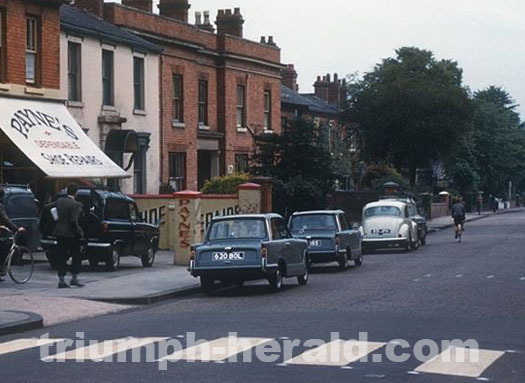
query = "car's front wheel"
(269, 268, 283, 292)
(355, 253, 363, 266)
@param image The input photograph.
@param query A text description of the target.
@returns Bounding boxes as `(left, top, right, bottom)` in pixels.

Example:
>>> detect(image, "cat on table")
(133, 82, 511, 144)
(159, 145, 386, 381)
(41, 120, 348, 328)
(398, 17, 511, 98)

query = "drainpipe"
(159, 55, 164, 191)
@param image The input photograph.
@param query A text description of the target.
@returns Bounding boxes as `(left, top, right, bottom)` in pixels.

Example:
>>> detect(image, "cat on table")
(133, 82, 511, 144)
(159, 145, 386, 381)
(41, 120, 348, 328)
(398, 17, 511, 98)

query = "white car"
(360, 200, 420, 252)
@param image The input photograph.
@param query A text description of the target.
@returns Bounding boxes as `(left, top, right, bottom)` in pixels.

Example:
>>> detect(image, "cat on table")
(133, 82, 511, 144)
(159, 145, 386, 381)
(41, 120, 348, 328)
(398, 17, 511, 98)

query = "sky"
(139, 0, 525, 117)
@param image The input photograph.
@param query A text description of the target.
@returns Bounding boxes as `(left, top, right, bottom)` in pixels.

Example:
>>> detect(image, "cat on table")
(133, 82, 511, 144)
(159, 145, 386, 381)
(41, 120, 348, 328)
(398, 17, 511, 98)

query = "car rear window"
(208, 219, 267, 240)
(105, 198, 130, 221)
(5, 194, 37, 219)
(290, 214, 337, 232)
(364, 206, 401, 217)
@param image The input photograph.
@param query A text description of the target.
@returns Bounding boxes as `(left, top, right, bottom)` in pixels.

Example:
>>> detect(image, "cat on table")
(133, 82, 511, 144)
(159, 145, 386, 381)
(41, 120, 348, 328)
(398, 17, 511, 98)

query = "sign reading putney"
(10, 108, 79, 140)
(0, 98, 128, 179)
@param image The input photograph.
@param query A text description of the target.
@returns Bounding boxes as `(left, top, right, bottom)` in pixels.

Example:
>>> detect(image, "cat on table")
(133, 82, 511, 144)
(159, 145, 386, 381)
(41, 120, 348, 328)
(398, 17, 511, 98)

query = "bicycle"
(454, 220, 464, 243)
(0, 227, 34, 284)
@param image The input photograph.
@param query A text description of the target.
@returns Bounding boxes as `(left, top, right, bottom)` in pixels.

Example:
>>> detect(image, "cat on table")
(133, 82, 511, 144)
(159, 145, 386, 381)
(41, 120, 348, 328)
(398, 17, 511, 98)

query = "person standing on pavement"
(0, 188, 26, 280)
(476, 193, 483, 215)
(46, 184, 84, 288)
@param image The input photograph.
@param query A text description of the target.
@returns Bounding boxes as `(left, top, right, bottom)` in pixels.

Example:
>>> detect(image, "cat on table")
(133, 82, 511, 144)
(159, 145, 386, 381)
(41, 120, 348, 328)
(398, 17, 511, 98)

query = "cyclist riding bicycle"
(451, 197, 466, 239)
(0, 188, 25, 279)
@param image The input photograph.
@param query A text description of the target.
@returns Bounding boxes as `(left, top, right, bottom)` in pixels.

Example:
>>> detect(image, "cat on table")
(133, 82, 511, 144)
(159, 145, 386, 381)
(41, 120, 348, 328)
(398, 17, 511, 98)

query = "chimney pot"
(260, 36, 267, 44)
(267, 36, 275, 45)
(203, 10, 210, 24)
(195, 11, 202, 25)
(225, 9, 232, 16)
(234, 7, 241, 15)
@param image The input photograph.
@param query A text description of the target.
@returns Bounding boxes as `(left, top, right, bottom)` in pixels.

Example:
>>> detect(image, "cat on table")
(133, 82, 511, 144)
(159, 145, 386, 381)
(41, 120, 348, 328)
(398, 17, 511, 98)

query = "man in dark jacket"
(451, 197, 466, 239)
(0, 188, 25, 278)
(46, 184, 84, 288)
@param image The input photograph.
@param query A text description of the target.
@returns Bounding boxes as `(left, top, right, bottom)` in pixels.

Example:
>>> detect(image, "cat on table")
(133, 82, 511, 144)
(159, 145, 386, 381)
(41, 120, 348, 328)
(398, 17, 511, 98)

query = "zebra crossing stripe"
(160, 336, 273, 362)
(415, 346, 505, 378)
(42, 337, 168, 362)
(0, 338, 66, 357)
(284, 340, 386, 367)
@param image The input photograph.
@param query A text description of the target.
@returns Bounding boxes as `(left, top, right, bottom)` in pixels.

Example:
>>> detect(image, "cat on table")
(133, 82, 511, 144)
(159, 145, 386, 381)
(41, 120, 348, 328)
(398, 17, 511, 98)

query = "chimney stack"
(121, 0, 153, 13)
(314, 73, 347, 108)
(158, 0, 191, 23)
(282, 64, 298, 92)
(74, 0, 104, 18)
(216, 8, 244, 38)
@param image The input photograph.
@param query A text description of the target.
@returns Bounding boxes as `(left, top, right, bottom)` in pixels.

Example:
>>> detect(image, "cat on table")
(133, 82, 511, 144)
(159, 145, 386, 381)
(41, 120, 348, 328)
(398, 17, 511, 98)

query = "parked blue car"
(189, 214, 309, 294)
(289, 210, 363, 270)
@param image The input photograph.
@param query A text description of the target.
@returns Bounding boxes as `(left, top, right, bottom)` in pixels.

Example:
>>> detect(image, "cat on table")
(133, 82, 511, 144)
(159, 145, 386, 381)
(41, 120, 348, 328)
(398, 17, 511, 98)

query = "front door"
(197, 150, 211, 190)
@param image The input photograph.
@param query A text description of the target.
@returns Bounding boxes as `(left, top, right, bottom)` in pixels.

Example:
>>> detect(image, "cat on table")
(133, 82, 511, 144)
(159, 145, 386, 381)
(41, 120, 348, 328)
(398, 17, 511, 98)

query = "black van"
(0, 185, 39, 252)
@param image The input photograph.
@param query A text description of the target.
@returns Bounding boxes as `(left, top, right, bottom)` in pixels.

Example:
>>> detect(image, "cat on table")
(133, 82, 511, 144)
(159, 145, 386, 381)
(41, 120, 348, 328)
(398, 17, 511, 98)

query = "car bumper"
(41, 239, 112, 256)
(308, 249, 345, 263)
(362, 237, 408, 250)
(189, 259, 275, 280)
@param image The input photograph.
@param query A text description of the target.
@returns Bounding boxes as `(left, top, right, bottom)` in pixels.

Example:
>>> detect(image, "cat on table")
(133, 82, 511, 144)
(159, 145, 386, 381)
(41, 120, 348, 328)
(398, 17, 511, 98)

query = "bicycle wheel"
(8, 246, 34, 284)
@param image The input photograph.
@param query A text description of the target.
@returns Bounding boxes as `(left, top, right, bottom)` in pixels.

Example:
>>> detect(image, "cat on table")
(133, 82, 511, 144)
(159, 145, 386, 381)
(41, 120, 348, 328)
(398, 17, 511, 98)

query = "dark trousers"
(56, 236, 81, 277)
(0, 238, 10, 268)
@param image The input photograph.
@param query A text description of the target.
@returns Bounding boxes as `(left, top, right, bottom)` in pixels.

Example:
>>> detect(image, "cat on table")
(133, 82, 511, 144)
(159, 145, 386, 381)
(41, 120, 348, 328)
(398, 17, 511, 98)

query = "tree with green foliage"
(455, 86, 525, 196)
(347, 47, 473, 185)
(251, 119, 335, 216)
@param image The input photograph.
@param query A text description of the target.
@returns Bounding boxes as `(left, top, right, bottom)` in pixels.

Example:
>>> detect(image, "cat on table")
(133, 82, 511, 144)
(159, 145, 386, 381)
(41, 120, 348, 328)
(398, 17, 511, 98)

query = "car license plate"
(212, 252, 245, 261)
(309, 240, 322, 247)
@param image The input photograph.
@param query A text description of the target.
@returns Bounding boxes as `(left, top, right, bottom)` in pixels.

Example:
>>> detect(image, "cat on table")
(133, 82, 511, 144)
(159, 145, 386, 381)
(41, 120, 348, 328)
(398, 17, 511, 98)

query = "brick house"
(75, 0, 284, 192)
(0, 0, 129, 201)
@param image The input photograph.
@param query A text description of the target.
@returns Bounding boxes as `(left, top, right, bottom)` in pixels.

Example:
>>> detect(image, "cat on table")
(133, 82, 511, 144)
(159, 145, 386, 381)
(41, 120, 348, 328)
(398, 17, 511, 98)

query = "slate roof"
(60, 5, 161, 53)
(281, 85, 340, 115)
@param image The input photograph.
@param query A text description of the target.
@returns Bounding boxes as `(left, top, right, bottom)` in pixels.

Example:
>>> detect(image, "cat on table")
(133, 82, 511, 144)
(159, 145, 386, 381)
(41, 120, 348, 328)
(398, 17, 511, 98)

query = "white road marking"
(487, 275, 495, 280)
(0, 338, 66, 356)
(456, 274, 464, 278)
(160, 336, 272, 362)
(415, 346, 505, 378)
(414, 278, 422, 282)
(519, 277, 525, 281)
(407, 371, 420, 375)
(43, 337, 167, 361)
(476, 378, 490, 382)
(424, 274, 432, 278)
(284, 340, 385, 367)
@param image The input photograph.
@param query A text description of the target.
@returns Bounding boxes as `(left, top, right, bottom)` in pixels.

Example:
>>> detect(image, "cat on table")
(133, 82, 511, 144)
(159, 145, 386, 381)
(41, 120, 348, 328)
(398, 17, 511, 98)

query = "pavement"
(0, 207, 522, 336)
(1, 210, 524, 382)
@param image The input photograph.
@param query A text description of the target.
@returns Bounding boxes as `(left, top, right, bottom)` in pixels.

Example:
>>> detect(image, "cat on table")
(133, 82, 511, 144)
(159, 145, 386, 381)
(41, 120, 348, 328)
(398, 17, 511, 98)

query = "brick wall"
(0, 0, 61, 89)
(104, 3, 283, 191)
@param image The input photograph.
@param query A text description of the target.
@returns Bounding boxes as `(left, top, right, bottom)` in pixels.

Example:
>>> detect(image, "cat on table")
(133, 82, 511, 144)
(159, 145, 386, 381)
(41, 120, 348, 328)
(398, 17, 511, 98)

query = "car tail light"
(102, 222, 109, 235)
(261, 245, 268, 258)
(190, 249, 196, 261)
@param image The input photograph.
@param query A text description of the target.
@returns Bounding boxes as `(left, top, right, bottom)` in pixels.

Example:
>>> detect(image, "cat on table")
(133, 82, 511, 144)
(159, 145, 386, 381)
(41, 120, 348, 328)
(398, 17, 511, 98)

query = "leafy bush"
(359, 163, 410, 191)
(201, 173, 250, 194)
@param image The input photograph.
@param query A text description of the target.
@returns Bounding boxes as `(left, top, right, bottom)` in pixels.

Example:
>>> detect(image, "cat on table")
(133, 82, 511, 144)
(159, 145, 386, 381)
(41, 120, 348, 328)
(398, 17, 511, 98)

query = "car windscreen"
(364, 206, 401, 217)
(5, 194, 37, 219)
(290, 214, 337, 232)
(208, 218, 267, 240)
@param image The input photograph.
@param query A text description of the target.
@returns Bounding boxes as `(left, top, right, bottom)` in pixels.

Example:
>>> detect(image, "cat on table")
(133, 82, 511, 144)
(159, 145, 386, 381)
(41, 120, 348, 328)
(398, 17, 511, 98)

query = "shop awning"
(0, 98, 129, 179)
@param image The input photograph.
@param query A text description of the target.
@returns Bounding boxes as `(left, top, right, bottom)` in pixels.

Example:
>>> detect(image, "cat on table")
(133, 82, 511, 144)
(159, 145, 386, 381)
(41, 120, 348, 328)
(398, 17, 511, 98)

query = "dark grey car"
(189, 214, 309, 294)
(1, 185, 39, 252)
(289, 210, 363, 270)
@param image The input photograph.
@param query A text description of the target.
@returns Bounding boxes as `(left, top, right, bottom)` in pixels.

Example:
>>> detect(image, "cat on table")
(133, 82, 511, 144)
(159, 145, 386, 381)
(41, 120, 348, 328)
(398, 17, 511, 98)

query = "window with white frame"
(68, 42, 82, 102)
(133, 56, 145, 110)
(264, 90, 272, 130)
(26, 17, 39, 84)
(236, 85, 246, 127)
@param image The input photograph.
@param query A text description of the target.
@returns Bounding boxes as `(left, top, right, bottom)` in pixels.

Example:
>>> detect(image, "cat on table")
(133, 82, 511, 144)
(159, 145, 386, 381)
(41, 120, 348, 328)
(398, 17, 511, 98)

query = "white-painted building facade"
(59, 5, 161, 194)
